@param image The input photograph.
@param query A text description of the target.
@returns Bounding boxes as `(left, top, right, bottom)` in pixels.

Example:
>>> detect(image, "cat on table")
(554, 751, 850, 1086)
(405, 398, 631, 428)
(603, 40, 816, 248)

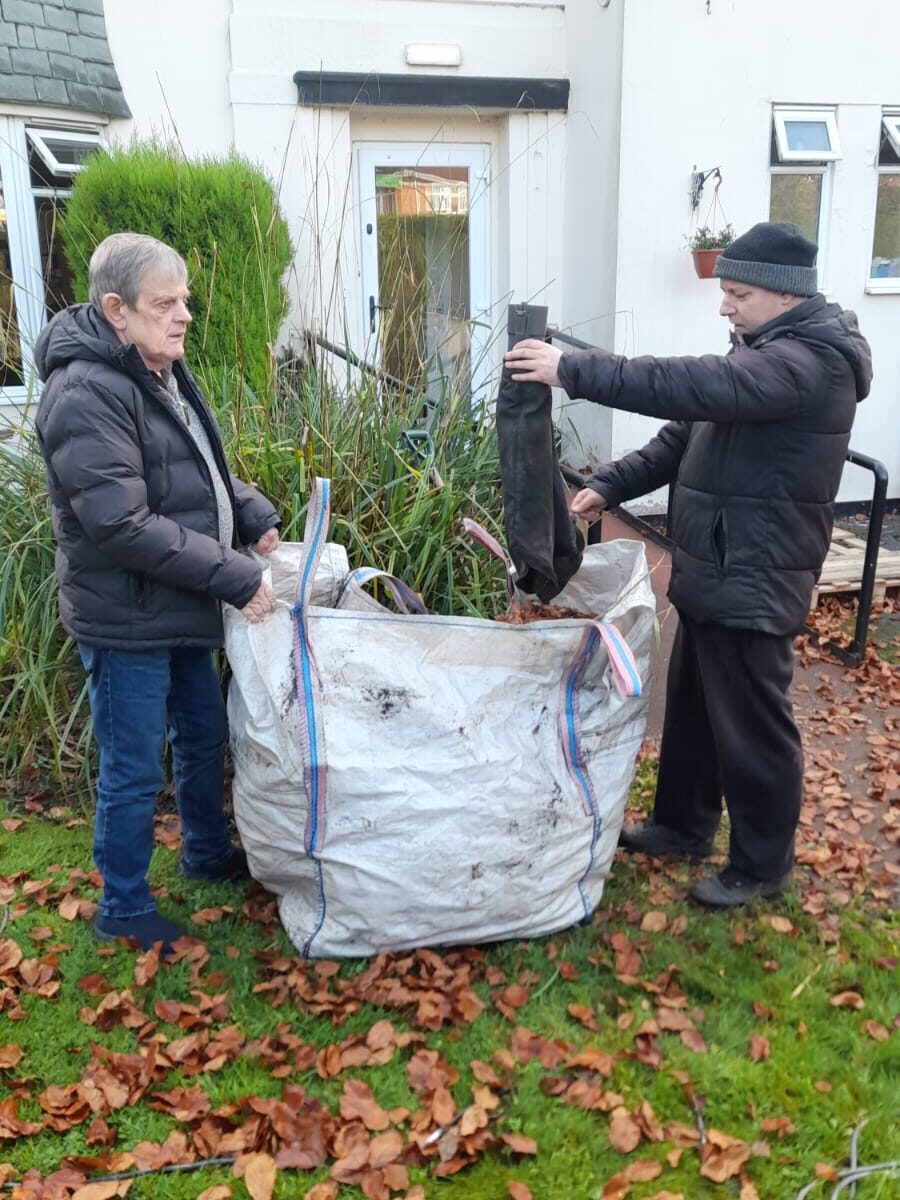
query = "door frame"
(355, 141, 491, 407)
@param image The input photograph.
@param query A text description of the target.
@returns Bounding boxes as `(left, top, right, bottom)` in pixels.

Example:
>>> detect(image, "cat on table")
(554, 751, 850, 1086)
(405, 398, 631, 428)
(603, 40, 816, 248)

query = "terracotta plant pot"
(691, 248, 724, 279)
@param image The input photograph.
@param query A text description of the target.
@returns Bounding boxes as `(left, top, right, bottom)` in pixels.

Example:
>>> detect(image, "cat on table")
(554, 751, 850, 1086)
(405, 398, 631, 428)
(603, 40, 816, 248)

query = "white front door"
(356, 142, 490, 407)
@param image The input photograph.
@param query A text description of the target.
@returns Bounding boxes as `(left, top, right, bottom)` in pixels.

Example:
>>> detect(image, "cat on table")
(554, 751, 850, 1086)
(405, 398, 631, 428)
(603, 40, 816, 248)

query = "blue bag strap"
(290, 479, 330, 902)
(559, 618, 642, 814)
(295, 477, 331, 610)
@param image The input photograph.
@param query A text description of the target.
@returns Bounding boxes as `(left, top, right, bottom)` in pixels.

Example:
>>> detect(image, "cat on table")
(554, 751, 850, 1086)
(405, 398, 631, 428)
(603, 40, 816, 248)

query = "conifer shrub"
(60, 142, 292, 398)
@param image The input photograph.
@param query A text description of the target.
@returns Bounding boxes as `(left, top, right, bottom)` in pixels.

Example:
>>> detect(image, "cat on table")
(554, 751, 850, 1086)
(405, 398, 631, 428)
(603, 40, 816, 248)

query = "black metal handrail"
(309, 331, 418, 396)
(828, 450, 889, 664)
(548, 329, 890, 667)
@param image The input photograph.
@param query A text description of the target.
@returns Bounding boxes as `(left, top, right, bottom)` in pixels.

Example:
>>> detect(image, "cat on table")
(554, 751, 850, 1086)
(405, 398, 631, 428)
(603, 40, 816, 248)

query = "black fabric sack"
(496, 303, 583, 602)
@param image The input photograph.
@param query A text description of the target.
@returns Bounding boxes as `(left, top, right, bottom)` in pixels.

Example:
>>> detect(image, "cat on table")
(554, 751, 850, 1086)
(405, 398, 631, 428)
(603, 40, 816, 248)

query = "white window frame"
(356, 141, 492, 409)
(26, 127, 102, 178)
(882, 112, 900, 157)
(867, 167, 900, 294)
(773, 107, 841, 163)
(768, 163, 833, 291)
(865, 110, 900, 293)
(1, 117, 45, 407)
(0, 116, 103, 408)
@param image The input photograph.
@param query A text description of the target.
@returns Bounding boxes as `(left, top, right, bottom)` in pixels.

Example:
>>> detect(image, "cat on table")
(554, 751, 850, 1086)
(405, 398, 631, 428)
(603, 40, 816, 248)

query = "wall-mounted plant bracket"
(690, 165, 721, 211)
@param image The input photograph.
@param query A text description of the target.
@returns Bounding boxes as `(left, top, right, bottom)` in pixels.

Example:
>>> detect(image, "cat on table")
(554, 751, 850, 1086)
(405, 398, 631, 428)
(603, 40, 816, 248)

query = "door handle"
(369, 295, 393, 333)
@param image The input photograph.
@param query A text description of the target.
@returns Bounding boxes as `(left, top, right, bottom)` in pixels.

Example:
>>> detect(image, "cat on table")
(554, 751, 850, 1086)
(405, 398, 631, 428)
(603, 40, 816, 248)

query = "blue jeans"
(78, 645, 233, 918)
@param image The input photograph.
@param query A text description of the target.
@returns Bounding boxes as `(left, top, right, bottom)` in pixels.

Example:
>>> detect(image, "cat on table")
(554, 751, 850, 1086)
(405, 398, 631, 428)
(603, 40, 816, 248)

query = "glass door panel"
(375, 165, 471, 404)
(358, 144, 489, 408)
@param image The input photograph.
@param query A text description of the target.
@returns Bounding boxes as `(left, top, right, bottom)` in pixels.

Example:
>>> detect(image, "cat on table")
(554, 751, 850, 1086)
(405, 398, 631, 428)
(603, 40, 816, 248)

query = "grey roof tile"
(67, 31, 112, 63)
(1, 0, 42, 24)
(10, 44, 49, 73)
(97, 85, 129, 117)
(35, 74, 69, 104)
(35, 25, 69, 51)
(42, 5, 78, 32)
(65, 80, 104, 110)
(47, 47, 79, 79)
(3, 0, 131, 119)
(0, 72, 37, 101)
(68, 0, 105, 14)
(76, 10, 106, 38)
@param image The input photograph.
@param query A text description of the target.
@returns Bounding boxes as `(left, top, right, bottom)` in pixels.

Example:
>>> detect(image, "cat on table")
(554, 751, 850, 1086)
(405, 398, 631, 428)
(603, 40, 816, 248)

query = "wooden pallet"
(811, 527, 900, 607)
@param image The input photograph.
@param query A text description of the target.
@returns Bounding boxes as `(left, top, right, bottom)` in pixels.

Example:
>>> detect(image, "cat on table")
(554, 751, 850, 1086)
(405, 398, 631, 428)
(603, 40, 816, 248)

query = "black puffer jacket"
(557, 296, 872, 634)
(35, 304, 279, 650)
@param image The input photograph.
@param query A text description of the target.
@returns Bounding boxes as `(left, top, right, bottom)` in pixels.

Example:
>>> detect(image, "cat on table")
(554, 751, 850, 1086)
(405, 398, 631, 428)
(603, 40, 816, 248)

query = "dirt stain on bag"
(362, 685, 411, 718)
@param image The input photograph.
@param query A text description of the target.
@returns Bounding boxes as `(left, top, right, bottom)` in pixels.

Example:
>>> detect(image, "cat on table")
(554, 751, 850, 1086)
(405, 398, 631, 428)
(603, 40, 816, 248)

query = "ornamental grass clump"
(220, 357, 507, 619)
(0, 417, 91, 788)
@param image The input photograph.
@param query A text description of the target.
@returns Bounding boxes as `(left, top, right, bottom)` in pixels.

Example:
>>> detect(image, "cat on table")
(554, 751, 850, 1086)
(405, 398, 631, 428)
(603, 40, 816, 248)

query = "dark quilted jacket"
(557, 296, 872, 635)
(34, 304, 279, 650)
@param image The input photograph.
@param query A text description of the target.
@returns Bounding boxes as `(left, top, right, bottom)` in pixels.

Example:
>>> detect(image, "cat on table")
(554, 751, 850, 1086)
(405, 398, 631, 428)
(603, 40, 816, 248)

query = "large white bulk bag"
(225, 479, 655, 957)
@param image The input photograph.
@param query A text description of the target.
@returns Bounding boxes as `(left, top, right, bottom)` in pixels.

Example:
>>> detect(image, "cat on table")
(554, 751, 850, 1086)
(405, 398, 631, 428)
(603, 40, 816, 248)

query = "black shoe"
(180, 844, 249, 882)
(94, 911, 188, 955)
(690, 865, 790, 908)
(618, 816, 714, 860)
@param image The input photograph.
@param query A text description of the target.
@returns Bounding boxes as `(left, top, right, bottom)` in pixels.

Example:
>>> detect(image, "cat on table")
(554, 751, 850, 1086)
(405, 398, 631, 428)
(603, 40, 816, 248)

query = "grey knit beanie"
(713, 222, 818, 296)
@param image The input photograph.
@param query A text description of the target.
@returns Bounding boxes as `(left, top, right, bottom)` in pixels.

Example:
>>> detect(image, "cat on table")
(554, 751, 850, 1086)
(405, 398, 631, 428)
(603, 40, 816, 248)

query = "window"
(769, 106, 838, 284)
(26, 129, 99, 318)
(868, 111, 900, 290)
(881, 112, 900, 157)
(27, 128, 102, 178)
(772, 108, 841, 162)
(1, 172, 24, 390)
(0, 119, 102, 403)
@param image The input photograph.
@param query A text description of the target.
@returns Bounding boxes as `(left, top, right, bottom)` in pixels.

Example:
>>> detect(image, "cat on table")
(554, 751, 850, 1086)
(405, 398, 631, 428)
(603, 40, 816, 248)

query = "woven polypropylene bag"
(225, 479, 655, 956)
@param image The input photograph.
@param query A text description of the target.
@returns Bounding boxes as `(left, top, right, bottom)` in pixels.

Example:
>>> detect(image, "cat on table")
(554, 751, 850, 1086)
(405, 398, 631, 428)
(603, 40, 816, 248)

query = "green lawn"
(1, 772, 897, 1200)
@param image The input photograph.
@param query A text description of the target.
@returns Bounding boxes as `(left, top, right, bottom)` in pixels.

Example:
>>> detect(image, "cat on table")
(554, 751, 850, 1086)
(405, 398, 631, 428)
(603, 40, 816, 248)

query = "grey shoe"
(618, 816, 715, 860)
(690, 866, 790, 908)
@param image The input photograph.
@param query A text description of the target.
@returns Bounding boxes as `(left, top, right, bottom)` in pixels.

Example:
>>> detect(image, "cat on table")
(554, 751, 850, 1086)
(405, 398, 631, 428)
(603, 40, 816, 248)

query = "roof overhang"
(293, 71, 569, 111)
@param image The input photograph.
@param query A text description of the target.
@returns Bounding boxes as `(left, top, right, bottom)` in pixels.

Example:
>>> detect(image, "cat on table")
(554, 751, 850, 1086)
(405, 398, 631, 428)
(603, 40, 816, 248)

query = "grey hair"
(88, 232, 187, 308)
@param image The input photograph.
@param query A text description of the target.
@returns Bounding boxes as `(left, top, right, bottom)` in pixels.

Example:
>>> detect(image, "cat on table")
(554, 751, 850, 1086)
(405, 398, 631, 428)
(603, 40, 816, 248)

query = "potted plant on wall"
(688, 223, 734, 278)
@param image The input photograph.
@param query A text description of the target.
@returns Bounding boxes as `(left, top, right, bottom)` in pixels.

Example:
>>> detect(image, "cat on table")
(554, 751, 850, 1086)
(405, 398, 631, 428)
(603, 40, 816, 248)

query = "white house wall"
(102, 0, 570, 389)
(555, 0, 623, 473)
(103, 0, 233, 155)
(607, 0, 900, 507)
(233, 0, 565, 80)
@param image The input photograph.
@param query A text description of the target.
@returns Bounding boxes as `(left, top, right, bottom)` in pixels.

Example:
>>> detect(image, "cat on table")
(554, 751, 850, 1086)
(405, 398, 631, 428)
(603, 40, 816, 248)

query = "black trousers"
(653, 612, 803, 882)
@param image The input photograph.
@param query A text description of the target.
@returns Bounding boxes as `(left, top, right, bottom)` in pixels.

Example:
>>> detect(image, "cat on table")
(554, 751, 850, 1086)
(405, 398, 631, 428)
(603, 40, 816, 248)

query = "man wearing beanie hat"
(504, 222, 872, 908)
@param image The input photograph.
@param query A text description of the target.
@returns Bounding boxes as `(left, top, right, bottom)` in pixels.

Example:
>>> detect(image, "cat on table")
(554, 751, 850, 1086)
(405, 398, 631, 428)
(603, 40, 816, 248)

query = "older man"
(505, 223, 872, 907)
(35, 232, 279, 953)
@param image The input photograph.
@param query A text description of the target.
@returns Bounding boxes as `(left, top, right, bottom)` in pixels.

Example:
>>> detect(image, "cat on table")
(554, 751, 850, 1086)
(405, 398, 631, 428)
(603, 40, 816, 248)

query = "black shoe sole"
(618, 839, 715, 861)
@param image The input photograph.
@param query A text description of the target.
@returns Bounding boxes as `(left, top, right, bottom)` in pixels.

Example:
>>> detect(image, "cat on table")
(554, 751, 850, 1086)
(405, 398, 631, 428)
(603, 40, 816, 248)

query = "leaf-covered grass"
(1, 772, 897, 1200)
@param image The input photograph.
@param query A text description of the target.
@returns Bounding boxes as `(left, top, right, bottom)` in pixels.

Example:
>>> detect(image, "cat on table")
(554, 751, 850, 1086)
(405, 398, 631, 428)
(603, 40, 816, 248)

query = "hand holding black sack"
(496, 303, 584, 602)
